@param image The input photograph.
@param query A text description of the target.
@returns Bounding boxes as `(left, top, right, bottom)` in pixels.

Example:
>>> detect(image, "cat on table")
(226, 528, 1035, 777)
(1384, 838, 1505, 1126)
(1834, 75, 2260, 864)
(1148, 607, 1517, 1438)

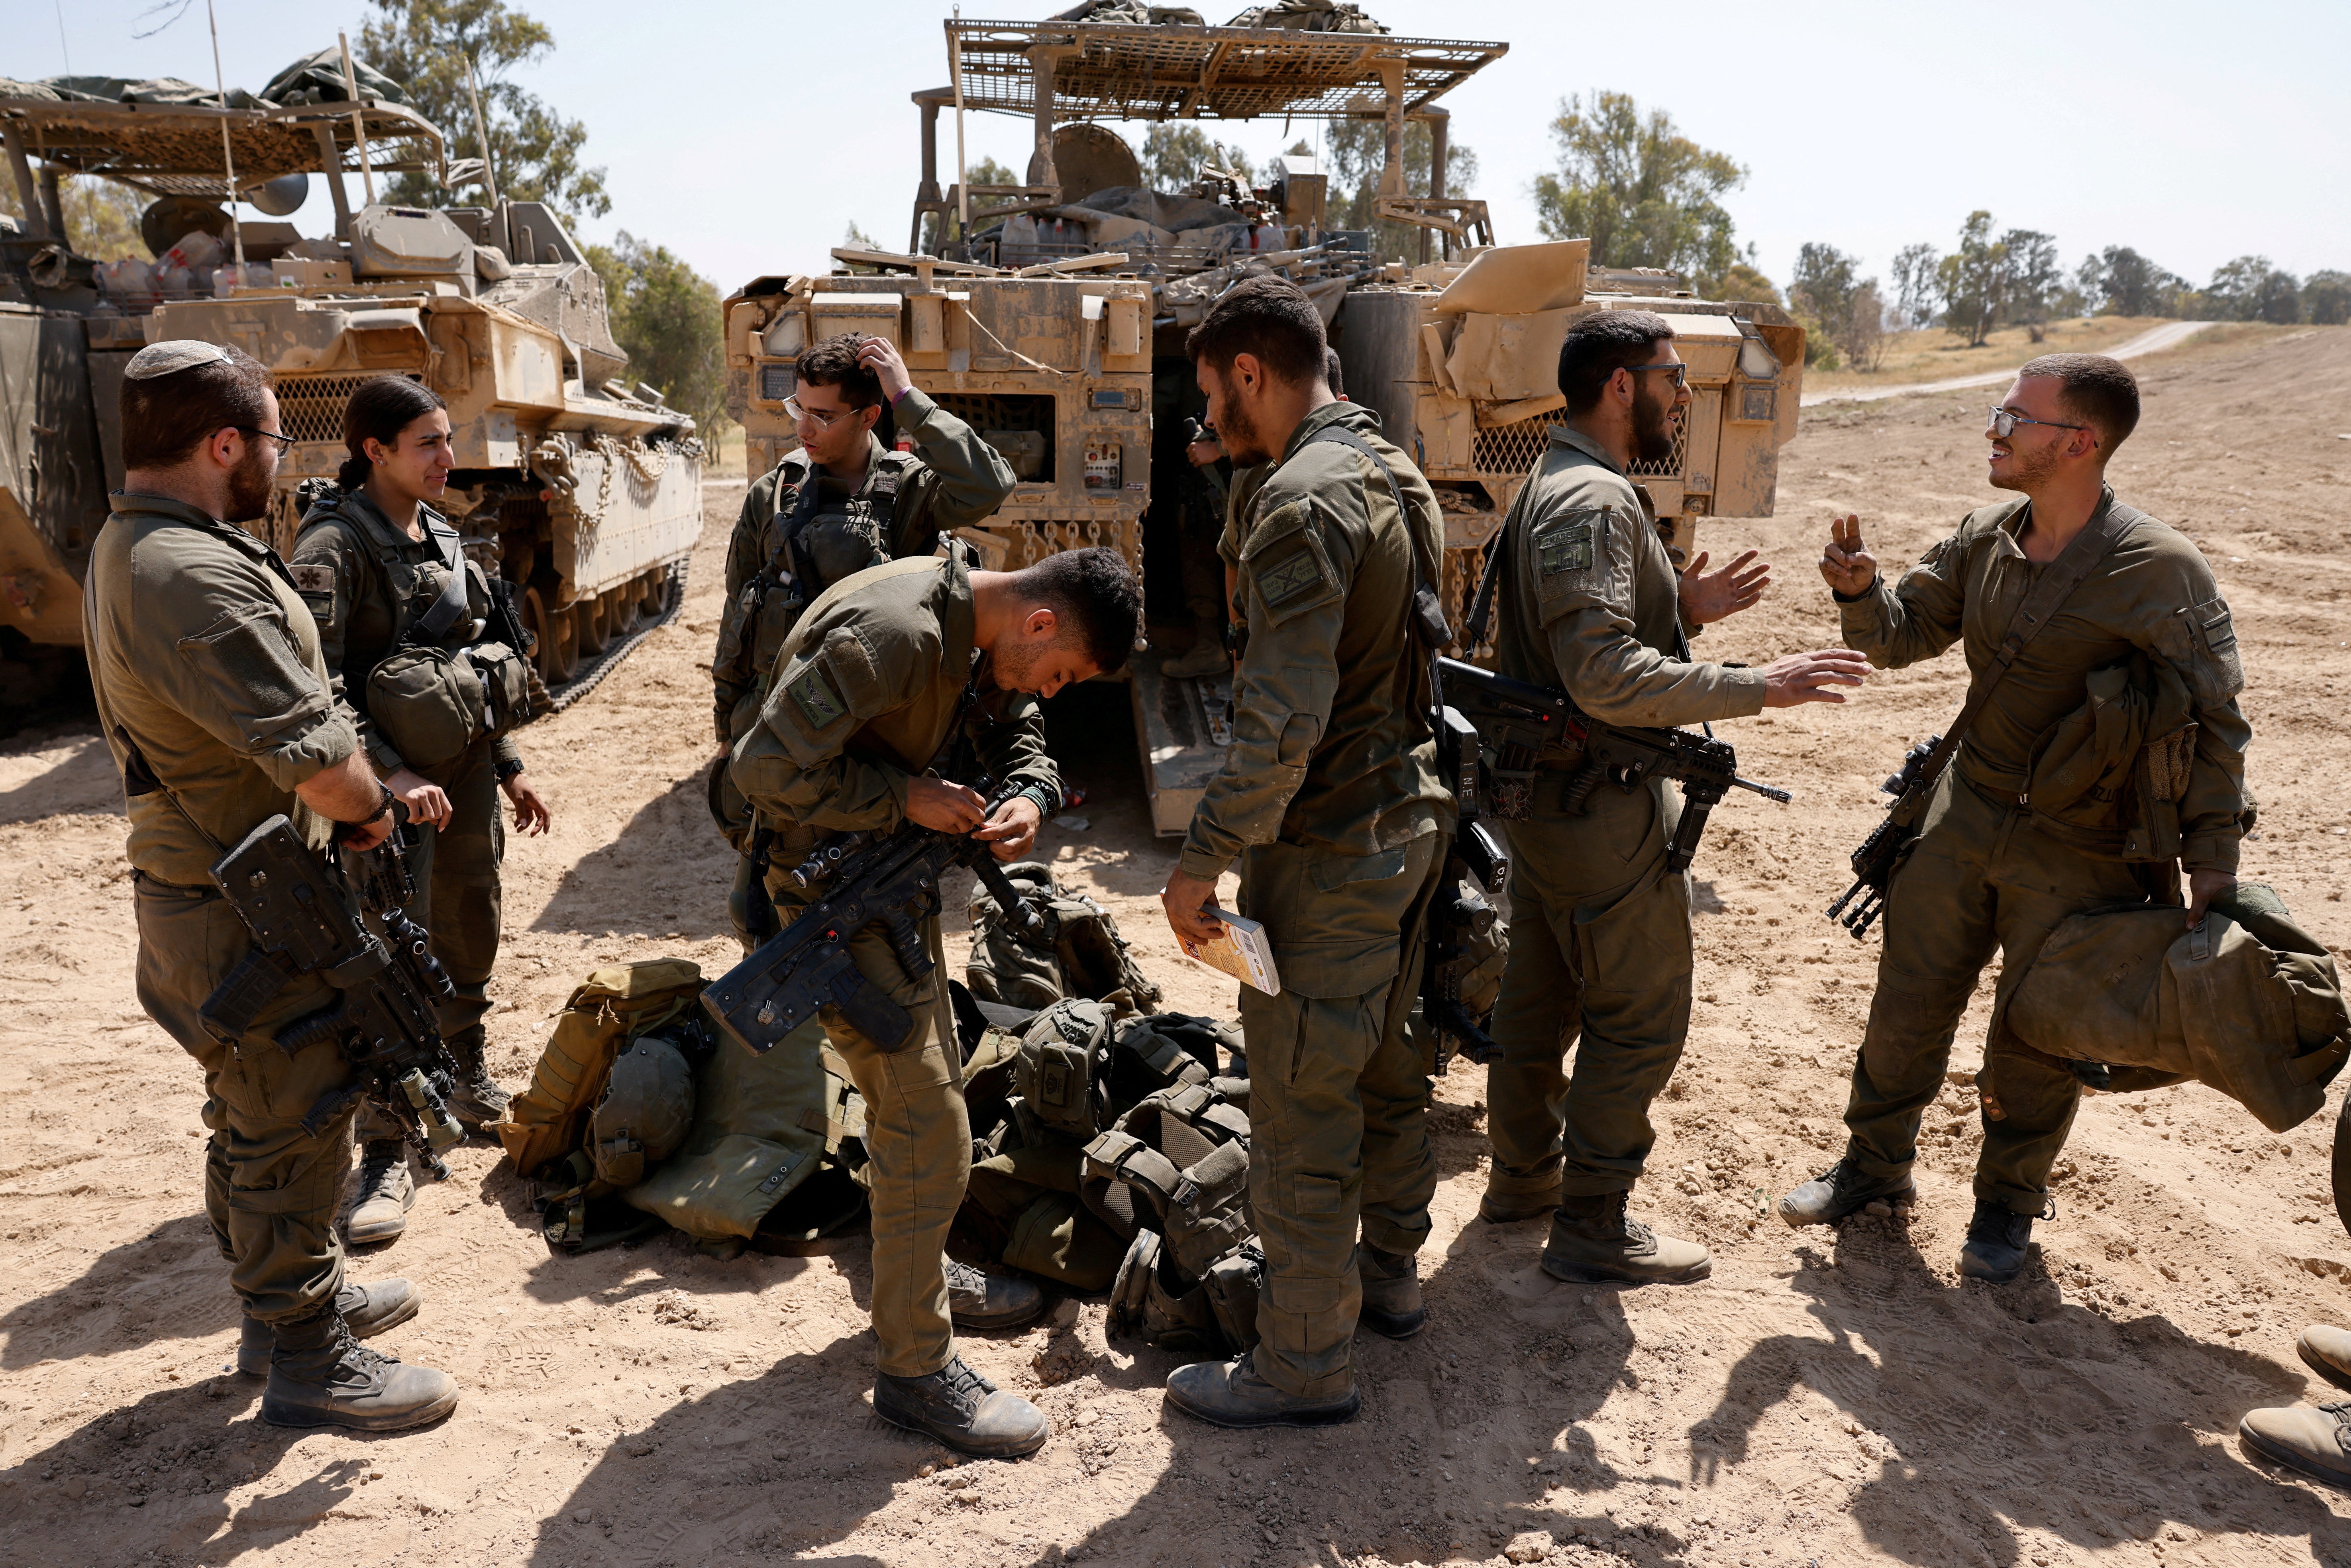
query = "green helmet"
(587, 1033, 697, 1187)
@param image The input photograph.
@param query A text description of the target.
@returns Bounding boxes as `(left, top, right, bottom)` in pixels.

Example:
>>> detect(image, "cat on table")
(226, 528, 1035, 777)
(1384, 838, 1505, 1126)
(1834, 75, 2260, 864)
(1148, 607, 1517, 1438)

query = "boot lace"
(943, 1258, 986, 1296)
(356, 1140, 406, 1201)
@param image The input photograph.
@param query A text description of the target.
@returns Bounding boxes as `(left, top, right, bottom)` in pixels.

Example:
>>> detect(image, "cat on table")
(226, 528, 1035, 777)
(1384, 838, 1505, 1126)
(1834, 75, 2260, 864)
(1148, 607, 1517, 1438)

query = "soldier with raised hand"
(1782, 354, 2251, 1282)
(711, 333, 1016, 948)
(1157, 276, 1452, 1429)
(729, 544, 1140, 1458)
(85, 341, 456, 1431)
(1478, 311, 1869, 1287)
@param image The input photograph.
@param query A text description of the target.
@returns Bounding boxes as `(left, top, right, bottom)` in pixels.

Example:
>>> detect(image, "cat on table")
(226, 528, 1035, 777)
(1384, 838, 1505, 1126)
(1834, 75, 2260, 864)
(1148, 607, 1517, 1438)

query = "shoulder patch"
(1534, 508, 1606, 577)
(786, 662, 850, 731)
(288, 562, 336, 595)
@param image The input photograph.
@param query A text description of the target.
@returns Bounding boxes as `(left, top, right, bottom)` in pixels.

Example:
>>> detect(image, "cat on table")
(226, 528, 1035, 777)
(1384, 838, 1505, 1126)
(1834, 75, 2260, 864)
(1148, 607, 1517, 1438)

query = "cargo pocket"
(174, 606, 327, 749)
(1241, 840, 1426, 999)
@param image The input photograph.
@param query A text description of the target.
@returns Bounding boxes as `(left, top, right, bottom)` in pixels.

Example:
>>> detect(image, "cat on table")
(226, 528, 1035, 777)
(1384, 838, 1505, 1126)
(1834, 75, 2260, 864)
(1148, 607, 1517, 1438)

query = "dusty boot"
(260, 1309, 458, 1432)
(238, 1278, 422, 1376)
(443, 1025, 510, 1131)
(346, 1140, 415, 1245)
(2239, 1401, 2351, 1489)
(1160, 620, 1230, 680)
(1778, 1157, 1917, 1228)
(946, 1258, 1046, 1331)
(1956, 1199, 2036, 1283)
(1357, 1245, 1425, 1339)
(1165, 1354, 1359, 1429)
(1480, 1166, 1564, 1225)
(873, 1354, 1048, 1459)
(2301, 1325, 2351, 1393)
(1541, 1191, 1711, 1285)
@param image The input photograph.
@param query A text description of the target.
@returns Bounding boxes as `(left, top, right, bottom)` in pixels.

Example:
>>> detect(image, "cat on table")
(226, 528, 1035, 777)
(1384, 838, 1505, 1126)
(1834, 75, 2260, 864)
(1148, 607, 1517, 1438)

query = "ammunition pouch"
(1014, 997, 1118, 1142)
(1080, 1080, 1254, 1277)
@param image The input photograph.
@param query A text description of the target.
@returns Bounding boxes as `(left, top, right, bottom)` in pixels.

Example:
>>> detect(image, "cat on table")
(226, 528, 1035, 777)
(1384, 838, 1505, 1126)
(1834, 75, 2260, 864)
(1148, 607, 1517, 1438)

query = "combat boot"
(1166, 1354, 1359, 1429)
(443, 1025, 510, 1130)
(1540, 1191, 1711, 1285)
(873, 1354, 1048, 1459)
(260, 1308, 458, 1432)
(1778, 1158, 1917, 1228)
(946, 1258, 1046, 1331)
(2301, 1325, 2351, 1393)
(1955, 1199, 2035, 1282)
(1357, 1245, 1425, 1339)
(1160, 620, 1230, 681)
(237, 1278, 421, 1376)
(2239, 1401, 2351, 1489)
(346, 1139, 414, 1244)
(1480, 1166, 1564, 1225)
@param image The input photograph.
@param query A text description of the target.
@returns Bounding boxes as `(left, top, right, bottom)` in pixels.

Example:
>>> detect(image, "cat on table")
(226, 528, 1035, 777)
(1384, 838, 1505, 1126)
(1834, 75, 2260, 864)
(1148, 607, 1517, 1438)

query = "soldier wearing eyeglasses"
(1477, 311, 1869, 1287)
(1783, 353, 2251, 1283)
(710, 333, 1016, 946)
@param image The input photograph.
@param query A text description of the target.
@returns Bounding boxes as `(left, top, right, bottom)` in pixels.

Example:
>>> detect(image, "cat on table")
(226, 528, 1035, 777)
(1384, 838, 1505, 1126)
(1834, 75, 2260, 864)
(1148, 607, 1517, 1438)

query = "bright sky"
(22, 0, 2350, 296)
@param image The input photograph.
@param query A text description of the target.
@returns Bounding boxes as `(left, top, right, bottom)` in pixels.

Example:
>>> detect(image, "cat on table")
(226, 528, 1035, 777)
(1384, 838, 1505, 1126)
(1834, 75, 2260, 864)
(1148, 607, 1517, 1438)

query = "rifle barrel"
(1733, 776, 1793, 804)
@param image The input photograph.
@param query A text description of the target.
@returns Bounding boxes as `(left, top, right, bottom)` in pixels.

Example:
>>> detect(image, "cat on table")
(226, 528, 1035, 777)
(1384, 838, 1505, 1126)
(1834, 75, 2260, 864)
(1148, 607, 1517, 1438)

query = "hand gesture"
(1758, 648, 1873, 708)
(1679, 548, 1770, 626)
(1819, 514, 1877, 598)
(857, 335, 914, 405)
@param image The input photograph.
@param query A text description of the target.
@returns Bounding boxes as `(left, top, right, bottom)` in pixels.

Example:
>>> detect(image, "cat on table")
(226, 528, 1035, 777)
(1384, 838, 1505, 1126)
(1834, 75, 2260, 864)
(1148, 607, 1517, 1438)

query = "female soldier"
(288, 376, 552, 1244)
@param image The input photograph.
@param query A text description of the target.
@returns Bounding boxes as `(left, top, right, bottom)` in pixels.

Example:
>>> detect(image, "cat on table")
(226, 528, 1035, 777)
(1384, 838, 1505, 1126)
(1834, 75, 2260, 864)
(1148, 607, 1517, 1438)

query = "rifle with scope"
(1825, 733, 1945, 941)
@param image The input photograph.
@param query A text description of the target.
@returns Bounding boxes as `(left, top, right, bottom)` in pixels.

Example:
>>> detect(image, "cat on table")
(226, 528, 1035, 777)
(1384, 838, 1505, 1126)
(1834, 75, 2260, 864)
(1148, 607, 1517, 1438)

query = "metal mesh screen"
(1470, 414, 1686, 481)
(274, 372, 425, 445)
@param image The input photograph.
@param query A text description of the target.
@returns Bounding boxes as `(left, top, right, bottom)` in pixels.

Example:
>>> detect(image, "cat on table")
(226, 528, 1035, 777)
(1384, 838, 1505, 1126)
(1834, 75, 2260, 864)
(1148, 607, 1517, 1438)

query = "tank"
(727, 14, 1807, 832)
(0, 58, 701, 708)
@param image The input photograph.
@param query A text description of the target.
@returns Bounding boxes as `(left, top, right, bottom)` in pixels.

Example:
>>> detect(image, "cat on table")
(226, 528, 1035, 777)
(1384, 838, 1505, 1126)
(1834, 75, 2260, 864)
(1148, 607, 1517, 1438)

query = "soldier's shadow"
(527, 767, 736, 941)
(1686, 1223, 2351, 1565)
(0, 1213, 233, 1369)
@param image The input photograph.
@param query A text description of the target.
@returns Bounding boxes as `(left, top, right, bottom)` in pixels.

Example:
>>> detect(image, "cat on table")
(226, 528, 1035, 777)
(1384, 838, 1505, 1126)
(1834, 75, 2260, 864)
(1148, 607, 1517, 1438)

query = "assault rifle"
(1435, 656, 1790, 874)
(1825, 733, 1944, 941)
(704, 783, 1049, 1055)
(1423, 697, 1510, 1073)
(200, 810, 465, 1179)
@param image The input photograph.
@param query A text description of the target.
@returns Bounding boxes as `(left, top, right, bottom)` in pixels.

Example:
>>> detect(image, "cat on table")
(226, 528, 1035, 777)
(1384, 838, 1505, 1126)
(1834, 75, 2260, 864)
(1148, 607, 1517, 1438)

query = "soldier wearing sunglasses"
(1788, 354, 2251, 1284)
(710, 332, 1015, 947)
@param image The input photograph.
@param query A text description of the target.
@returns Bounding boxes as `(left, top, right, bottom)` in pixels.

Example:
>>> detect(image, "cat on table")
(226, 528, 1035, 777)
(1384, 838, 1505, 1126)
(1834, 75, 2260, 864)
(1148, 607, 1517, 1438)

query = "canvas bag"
(495, 960, 706, 1177)
(967, 862, 1164, 1015)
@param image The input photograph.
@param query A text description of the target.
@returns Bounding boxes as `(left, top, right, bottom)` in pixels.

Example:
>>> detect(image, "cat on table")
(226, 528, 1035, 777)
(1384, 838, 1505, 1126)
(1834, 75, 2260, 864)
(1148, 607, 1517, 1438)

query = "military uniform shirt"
(1837, 486, 2251, 872)
(713, 387, 1017, 744)
(1495, 425, 1765, 729)
(84, 493, 357, 887)
(1179, 402, 1450, 881)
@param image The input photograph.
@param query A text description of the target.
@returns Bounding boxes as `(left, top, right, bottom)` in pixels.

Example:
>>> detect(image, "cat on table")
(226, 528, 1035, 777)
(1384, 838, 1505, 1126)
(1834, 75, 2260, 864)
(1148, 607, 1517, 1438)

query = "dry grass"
(1803, 314, 2180, 394)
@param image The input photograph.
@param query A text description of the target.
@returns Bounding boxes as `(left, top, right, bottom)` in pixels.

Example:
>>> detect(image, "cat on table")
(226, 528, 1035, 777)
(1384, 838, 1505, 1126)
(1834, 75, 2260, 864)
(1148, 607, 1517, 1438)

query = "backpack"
(968, 862, 1164, 1015)
(496, 960, 707, 1177)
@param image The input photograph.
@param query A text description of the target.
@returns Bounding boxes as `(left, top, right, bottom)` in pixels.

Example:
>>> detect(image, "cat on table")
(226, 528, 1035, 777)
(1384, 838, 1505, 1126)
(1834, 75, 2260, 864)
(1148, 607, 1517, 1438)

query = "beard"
(1632, 382, 1679, 466)
(1215, 396, 1272, 466)
(224, 444, 276, 523)
(989, 636, 1043, 693)
(1988, 440, 2061, 493)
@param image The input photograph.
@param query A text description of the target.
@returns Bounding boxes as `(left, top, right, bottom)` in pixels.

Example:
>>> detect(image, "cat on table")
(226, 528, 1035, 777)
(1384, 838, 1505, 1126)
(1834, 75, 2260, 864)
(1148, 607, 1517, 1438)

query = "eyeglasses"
(1625, 362, 1688, 389)
(235, 426, 295, 455)
(1986, 406, 2084, 439)
(784, 395, 858, 432)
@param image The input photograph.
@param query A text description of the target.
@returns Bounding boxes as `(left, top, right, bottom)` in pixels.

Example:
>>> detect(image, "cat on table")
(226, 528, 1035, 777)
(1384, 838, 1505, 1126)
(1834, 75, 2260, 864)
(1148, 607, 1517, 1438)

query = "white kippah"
(125, 340, 233, 380)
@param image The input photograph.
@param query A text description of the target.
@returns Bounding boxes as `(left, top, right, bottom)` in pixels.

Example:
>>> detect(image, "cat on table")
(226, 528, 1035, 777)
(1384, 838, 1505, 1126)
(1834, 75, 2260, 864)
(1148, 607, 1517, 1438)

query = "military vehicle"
(0, 51, 701, 710)
(723, 12, 1806, 832)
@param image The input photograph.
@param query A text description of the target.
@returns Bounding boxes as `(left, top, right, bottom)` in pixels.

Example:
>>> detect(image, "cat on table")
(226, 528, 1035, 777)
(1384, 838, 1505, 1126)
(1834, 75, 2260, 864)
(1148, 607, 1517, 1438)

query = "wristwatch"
(494, 758, 526, 784)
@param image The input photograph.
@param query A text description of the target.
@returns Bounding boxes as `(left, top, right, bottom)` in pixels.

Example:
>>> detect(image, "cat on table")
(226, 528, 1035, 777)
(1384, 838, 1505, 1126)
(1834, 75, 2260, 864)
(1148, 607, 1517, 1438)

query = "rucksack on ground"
(967, 862, 1164, 1015)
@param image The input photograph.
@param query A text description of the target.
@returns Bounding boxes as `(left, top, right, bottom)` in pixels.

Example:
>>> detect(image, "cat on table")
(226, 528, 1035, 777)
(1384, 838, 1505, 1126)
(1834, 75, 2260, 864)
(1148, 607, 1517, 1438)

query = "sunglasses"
(1986, 406, 2084, 440)
(1625, 362, 1688, 389)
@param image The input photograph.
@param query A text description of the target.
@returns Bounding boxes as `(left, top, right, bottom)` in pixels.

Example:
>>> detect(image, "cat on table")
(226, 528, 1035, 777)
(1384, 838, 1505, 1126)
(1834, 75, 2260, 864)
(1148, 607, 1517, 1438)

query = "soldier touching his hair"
(729, 545, 1140, 1458)
(710, 333, 1016, 947)
(1159, 277, 1452, 1428)
(1782, 353, 2250, 1283)
(86, 341, 455, 1431)
(1479, 311, 1869, 1288)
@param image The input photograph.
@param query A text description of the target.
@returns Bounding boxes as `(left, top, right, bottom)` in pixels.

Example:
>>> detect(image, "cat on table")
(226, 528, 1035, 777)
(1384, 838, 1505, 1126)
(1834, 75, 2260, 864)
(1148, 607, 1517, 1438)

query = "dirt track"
(2, 324, 2349, 1568)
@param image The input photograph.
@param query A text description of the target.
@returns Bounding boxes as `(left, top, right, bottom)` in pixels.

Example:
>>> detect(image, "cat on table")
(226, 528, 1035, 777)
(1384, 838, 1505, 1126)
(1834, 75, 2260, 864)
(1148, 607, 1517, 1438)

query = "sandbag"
(495, 960, 706, 1176)
(967, 862, 1163, 1015)
(2008, 883, 2351, 1132)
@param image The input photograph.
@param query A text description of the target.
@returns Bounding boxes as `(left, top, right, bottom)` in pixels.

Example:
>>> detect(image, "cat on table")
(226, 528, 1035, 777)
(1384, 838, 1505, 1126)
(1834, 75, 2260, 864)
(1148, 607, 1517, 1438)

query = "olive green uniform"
(289, 492, 523, 1056)
(1833, 489, 2250, 1213)
(85, 493, 365, 1324)
(1179, 403, 1452, 1401)
(1484, 426, 1768, 1200)
(728, 554, 1058, 1378)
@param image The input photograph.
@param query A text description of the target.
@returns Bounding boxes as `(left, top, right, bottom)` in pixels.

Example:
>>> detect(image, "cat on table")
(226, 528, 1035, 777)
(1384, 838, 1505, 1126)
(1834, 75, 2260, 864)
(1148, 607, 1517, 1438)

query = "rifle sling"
(1887, 495, 2144, 830)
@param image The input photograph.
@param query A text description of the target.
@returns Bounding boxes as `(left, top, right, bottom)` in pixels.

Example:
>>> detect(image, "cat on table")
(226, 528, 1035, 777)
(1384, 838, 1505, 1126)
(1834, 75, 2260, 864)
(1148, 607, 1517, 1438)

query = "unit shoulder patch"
(1244, 499, 1341, 625)
(786, 661, 850, 732)
(1533, 509, 1605, 578)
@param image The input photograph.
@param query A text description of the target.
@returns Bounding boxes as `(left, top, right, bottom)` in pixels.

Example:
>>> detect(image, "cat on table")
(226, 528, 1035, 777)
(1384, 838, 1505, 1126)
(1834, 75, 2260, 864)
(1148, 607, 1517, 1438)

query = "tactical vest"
(713, 448, 938, 710)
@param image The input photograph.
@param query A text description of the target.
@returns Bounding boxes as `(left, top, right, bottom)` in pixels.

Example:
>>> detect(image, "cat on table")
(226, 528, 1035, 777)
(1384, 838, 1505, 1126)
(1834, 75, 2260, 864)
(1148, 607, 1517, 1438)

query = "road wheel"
(522, 587, 576, 684)
(578, 593, 612, 655)
(637, 571, 665, 620)
(607, 586, 640, 639)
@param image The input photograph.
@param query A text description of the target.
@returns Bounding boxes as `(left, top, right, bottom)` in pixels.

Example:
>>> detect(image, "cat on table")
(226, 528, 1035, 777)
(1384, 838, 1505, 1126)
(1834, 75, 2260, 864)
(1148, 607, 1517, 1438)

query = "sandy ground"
(3, 324, 2351, 1568)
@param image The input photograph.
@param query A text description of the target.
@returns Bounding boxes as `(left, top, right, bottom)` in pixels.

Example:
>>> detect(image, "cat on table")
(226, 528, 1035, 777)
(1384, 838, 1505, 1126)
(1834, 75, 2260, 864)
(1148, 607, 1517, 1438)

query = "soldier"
(1782, 353, 2250, 1282)
(87, 341, 456, 1429)
(729, 544, 1140, 1457)
(711, 333, 1016, 947)
(291, 376, 553, 1245)
(1478, 311, 1869, 1286)
(1157, 277, 1450, 1428)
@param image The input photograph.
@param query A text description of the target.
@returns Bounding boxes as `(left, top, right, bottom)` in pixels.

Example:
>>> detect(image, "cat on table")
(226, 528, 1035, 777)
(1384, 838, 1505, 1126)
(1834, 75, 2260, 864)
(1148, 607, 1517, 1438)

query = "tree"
(1319, 119, 1480, 259)
(1843, 281, 1888, 371)
(358, 0, 609, 223)
(1531, 91, 1745, 282)
(2209, 256, 2303, 325)
(1139, 125, 1254, 190)
(1788, 242, 1859, 368)
(2000, 229, 2061, 335)
(1936, 211, 2007, 346)
(0, 173, 144, 259)
(1706, 259, 1780, 306)
(583, 232, 724, 431)
(2306, 271, 2351, 327)
(1889, 243, 1940, 331)
(2077, 246, 2186, 318)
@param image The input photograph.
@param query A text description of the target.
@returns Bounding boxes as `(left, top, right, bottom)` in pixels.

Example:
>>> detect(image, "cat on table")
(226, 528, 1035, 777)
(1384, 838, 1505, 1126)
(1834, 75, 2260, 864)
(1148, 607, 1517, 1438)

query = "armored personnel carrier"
(724, 12, 1805, 831)
(0, 53, 701, 709)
